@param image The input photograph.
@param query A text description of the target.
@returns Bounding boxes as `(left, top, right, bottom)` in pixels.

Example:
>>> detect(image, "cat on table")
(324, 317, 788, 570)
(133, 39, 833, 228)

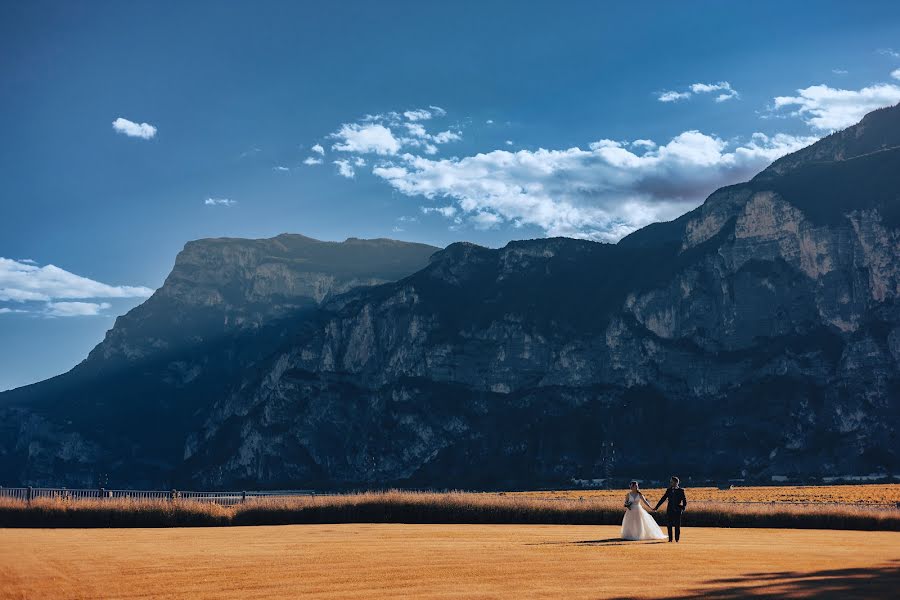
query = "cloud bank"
(0, 258, 153, 317)
(373, 131, 815, 241)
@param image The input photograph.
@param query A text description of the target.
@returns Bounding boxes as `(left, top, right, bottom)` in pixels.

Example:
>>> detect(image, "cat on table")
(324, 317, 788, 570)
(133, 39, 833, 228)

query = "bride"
(621, 480, 667, 541)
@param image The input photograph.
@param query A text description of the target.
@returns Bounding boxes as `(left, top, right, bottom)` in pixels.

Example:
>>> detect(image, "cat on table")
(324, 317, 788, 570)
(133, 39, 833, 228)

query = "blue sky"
(3, 0, 900, 390)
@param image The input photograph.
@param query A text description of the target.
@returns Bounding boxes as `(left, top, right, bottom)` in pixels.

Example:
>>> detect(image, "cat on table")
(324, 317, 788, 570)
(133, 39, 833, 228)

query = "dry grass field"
(508, 483, 900, 505)
(3, 486, 899, 531)
(1, 524, 898, 599)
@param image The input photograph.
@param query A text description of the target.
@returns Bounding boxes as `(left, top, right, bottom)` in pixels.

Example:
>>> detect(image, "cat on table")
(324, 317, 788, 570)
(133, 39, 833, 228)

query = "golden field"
(1, 524, 899, 599)
(507, 483, 900, 505)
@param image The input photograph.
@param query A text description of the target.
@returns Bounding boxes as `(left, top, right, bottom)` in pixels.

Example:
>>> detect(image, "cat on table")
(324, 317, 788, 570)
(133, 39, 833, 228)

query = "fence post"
(27, 486, 33, 504)
(242, 491, 247, 504)
(170, 489, 177, 502)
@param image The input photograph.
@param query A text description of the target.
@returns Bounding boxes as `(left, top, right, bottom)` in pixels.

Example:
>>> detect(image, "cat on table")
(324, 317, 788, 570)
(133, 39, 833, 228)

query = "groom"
(653, 476, 687, 542)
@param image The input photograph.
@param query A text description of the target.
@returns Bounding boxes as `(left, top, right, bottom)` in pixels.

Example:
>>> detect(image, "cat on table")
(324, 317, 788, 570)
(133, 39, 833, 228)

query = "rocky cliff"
(182, 108, 900, 488)
(2, 106, 899, 490)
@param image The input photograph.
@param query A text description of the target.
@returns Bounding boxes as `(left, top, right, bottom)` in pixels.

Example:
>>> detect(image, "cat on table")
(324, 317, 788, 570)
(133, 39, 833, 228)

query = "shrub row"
(1, 491, 898, 530)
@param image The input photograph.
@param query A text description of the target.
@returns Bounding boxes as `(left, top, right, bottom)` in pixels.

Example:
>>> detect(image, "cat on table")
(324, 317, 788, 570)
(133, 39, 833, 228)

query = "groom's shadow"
(527, 538, 667, 547)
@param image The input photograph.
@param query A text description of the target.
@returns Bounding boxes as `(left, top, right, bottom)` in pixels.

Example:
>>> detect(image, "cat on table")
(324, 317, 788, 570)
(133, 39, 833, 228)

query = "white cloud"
(311, 143, 325, 155)
(46, 301, 112, 317)
(331, 123, 402, 155)
(659, 81, 738, 103)
(773, 82, 900, 130)
(372, 131, 816, 241)
(374, 166, 407, 179)
(421, 205, 459, 219)
(689, 83, 718, 93)
(0, 307, 26, 314)
(486, 119, 494, 124)
(658, 90, 691, 102)
(404, 109, 434, 121)
(360, 111, 401, 123)
(273, 166, 290, 172)
(205, 197, 236, 206)
(471, 211, 503, 229)
(328, 110, 461, 159)
(631, 139, 657, 149)
(432, 130, 461, 143)
(878, 48, 900, 58)
(403, 106, 447, 121)
(691, 81, 738, 101)
(0, 288, 47, 301)
(112, 117, 157, 139)
(334, 159, 355, 178)
(0, 258, 152, 317)
(303, 156, 323, 165)
(832, 69, 849, 75)
(0, 258, 153, 302)
(404, 123, 428, 138)
(892, 69, 900, 81)
(316, 101, 840, 241)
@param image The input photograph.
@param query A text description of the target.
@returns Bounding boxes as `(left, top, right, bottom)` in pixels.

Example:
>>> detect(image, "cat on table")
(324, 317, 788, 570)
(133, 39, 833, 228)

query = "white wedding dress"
(621, 492, 667, 541)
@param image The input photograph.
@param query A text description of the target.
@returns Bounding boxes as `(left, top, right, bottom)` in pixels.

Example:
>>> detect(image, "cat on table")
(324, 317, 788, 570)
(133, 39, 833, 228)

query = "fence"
(2, 487, 899, 510)
(492, 494, 900, 510)
(0, 487, 315, 506)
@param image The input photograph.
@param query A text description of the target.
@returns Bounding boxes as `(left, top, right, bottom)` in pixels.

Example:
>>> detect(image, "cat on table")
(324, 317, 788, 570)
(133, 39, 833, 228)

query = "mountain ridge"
(2, 106, 899, 489)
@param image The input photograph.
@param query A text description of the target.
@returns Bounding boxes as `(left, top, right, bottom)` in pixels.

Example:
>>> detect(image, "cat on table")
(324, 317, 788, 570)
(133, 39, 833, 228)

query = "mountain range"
(2, 105, 899, 489)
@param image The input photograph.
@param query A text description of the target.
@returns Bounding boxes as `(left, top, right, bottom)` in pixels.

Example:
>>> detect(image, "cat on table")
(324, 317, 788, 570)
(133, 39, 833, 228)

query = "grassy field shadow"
(613, 560, 900, 599)
(572, 538, 668, 547)
(526, 537, 668, 547)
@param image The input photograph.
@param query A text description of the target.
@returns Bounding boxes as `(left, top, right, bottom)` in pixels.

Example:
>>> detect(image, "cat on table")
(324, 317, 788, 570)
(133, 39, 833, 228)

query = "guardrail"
(0, 487, 315, 506)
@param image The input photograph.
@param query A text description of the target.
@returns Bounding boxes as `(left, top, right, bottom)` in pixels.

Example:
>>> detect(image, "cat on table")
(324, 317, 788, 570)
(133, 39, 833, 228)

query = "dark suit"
(654, 486, 687, 542)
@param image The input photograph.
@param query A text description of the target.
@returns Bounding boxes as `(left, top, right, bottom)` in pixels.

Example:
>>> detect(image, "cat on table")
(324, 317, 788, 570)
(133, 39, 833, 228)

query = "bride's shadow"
(527, 538, 667, 547)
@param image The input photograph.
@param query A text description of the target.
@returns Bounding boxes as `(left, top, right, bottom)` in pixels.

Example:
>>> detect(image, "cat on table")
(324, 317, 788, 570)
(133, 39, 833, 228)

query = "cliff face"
(2, 106, 899, 490)
(183, 109, 900, 489)
(89, 234, 440, 368)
